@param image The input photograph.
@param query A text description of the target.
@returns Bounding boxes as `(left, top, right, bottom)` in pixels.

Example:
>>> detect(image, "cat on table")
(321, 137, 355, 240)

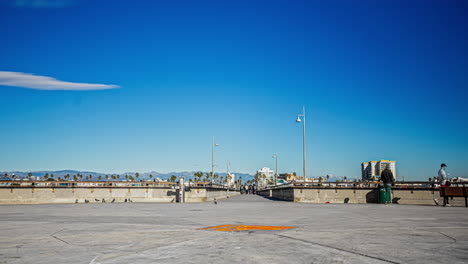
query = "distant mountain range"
(0, 170, 255, 183)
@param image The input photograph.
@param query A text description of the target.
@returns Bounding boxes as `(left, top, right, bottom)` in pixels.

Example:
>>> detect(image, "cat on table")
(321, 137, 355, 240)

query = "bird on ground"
(75, 199, 78, 203)
(213, 198, 217, 205)
(95, 199, 100, 202)
(102, 199, 106, 203)
(85, 199, 89, 203)
(111, 198, 115, 203)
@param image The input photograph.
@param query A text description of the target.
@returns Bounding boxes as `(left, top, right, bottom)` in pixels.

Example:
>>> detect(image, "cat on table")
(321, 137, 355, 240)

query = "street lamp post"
(272, 154, 278, 186)
(211, 136, 219, 184)
(296, 107, 307, 183)
(226, 161, 230, 187)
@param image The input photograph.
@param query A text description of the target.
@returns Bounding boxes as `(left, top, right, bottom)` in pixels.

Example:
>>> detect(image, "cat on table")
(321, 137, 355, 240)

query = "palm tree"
(28, 172, 33, 180)
(98, 175, 102, 180)
(149, 174, 153, 180)
(170, 175, 177, 182)
(44, 173, 49, 180)
(255, 172, 265, 188)
(326, 175, 330, 182)
(135, 172, 140, 180)
(193, 171, 203, 182)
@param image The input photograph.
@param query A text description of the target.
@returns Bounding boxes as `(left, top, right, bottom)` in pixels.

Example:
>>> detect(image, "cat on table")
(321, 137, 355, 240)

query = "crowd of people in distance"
(239, 184, 256, 195)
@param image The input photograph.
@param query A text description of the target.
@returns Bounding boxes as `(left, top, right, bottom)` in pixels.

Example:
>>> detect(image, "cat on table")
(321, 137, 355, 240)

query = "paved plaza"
(1, 195, 467, 264)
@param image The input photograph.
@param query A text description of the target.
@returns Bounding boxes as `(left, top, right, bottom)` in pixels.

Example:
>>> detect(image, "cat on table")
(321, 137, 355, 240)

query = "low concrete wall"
(257, 188, 295, 201)
(0, 187, 239, 204)
(185, 187, 238, 203)
(257, 186, 466, 206)
(293, 187, 375, 204)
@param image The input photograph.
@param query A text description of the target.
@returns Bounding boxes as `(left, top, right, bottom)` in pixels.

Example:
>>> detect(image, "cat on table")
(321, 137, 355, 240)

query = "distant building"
(278, 173, 295, 183)
(277, 173, 324, 183)
(257, 167, 275, 186)
(362, 160, 396, 181)
(226, 173, 235, 187)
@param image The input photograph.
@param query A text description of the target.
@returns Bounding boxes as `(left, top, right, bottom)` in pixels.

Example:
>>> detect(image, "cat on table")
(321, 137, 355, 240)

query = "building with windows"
(361, 160, 396, 181)
(256, 167, 275, 186)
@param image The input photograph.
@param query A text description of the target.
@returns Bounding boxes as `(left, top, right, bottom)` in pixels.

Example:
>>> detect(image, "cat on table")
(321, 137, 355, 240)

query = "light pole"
(272, 154, 278, 186)
(211, 136, 219, 184)
(296, 107, 307, 183)
(226, 161, 230, 187)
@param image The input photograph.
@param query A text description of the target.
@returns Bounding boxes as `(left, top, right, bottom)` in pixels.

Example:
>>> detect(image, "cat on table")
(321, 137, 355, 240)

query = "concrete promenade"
(1, 195, 467, 264)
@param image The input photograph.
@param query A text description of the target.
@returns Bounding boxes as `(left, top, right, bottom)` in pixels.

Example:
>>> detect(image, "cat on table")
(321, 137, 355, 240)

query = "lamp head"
(296, 116, 302, 122)
(215, 143, 220, 147)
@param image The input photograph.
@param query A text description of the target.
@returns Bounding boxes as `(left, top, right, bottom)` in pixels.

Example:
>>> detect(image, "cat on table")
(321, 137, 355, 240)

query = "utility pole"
(226, 161, 230, 187)
(272, 154, 278, 186)
(211, 137, 219, 184)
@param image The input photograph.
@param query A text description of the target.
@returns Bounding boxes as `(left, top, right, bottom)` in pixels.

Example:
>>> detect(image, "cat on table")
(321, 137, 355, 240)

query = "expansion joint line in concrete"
(421, 228, 458, 243)
(276, 234, 401, 264)
(50, 229, 70, 245)
(436, 231, 457, 243)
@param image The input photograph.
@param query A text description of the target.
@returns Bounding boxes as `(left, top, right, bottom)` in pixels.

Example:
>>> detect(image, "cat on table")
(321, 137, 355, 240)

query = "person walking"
(380, 166, 395, 204)
(438, 163, 450, 206)
(438, 163, 448, 186)
(244, 185, 249, 195)
(240, 185, 244, 195)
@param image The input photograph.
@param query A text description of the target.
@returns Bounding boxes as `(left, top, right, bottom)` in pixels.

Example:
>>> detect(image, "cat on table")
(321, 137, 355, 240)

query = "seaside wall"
(0, 186, 239, 204)
(257, 186, 451, 205)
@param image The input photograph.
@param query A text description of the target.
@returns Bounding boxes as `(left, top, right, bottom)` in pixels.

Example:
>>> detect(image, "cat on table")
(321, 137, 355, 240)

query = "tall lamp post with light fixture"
(272, 154, 278, 186)
(296, 107, 307, 183)
(211, 136, 219, 184)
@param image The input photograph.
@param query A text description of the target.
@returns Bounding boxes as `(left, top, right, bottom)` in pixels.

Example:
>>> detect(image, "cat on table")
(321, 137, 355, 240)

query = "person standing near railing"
(437, 163, 450, 206)
(380, 166, 395, 204)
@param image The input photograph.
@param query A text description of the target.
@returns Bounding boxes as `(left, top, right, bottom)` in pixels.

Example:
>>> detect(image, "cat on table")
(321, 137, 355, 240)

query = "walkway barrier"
(440, 183, 468, 207)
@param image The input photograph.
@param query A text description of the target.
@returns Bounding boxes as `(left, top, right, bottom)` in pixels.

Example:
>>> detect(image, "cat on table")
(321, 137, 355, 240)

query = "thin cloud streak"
(0, 71, 120, 91)
(12, 0, 74, 8)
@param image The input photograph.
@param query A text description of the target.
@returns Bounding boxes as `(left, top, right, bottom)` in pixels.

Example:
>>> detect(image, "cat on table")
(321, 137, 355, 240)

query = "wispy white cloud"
(12, 0, 74, 8)
(0, 71, 120, 91)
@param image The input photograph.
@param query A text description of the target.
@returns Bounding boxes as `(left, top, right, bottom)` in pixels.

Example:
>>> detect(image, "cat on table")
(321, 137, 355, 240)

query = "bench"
(440, 185, 468, 207)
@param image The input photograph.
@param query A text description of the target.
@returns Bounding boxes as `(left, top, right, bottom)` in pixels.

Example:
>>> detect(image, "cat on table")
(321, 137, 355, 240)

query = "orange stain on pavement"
(197, 224, 296, 232)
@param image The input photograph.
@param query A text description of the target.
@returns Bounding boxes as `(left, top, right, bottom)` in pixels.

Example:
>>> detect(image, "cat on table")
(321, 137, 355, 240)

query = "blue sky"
(0, 0, 467, 180)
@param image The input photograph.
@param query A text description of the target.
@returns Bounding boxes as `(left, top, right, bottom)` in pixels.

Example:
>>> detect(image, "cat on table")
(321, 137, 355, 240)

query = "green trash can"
(379, 184, 387, 204)
(385, 184, 392, 204)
